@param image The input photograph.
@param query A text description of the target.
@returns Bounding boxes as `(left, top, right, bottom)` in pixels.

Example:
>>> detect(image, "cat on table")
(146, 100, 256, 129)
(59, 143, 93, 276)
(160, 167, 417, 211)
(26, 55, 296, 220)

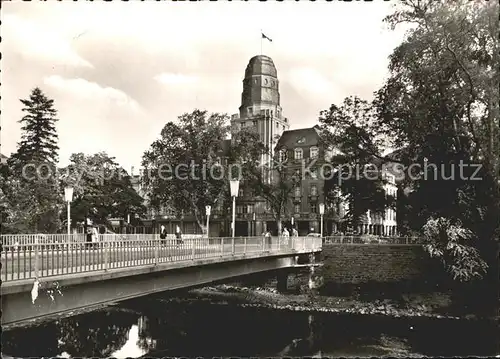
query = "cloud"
(287, 67, 339, 98)
(2, 14, 93, 68)
(1, 1, 409, 170)
(154, 73, 199, 86)
(43, 75, 141, 113)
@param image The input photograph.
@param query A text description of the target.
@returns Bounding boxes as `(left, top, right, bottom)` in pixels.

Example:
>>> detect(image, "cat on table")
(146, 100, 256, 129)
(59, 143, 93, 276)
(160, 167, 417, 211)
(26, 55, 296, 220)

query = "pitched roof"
(276, 126, 321, 149)
(1, 153, 7, 164)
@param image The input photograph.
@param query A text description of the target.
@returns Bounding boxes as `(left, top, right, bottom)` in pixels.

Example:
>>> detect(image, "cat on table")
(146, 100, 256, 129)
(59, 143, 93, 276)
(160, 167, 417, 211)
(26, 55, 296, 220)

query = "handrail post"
(154, 235, 159, 265)
(192, 238, 195, 260)
(221, 237, 224, 257)
(244, 237, 247, 254)
(104, 235, 109, 271)
(231, 237, 235, 255)
(34, 236, 39, 279)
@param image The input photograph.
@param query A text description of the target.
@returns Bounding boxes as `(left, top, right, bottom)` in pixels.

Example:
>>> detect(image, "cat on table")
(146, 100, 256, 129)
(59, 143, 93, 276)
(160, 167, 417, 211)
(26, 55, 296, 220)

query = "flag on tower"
(261, 32, 272, 42)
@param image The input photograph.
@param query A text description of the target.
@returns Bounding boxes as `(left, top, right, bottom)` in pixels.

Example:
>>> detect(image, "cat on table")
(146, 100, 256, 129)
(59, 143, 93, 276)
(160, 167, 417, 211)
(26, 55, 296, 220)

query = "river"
(2, 292, 498, 358)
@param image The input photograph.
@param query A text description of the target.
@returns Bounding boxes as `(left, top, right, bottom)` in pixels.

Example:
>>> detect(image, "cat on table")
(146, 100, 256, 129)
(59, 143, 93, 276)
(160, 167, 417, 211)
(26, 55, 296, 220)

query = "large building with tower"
(133, 54, 398, 237)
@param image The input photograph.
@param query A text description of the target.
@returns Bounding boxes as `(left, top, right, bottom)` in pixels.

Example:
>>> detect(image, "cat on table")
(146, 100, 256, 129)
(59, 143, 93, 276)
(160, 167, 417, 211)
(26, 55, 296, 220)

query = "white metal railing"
(1, 235, 322, 283)
(323, 235, 423, 245)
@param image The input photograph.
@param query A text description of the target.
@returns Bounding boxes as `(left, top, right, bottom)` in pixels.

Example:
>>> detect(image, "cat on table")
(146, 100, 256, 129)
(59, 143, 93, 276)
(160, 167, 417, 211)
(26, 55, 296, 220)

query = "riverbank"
(187, 284, 468, 320)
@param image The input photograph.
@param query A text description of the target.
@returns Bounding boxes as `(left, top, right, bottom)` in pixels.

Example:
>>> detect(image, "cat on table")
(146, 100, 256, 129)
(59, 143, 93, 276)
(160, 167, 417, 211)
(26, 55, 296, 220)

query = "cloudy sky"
(2, 1, 407, 172)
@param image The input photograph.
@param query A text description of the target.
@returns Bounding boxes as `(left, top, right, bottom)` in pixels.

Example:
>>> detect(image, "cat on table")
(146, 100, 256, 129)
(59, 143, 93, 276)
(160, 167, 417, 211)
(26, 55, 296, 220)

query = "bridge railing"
(323, 235, 423, 245)
(1, 235, 322, 283)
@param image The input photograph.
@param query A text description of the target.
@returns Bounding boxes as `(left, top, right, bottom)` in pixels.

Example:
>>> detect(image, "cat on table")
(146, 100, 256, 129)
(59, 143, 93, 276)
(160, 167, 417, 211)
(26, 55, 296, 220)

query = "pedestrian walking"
(282, 227, 290, 246)
(92, 226, 99, 248)
(175, 225, 183, 246)
(86, 227, 93, 249)
(265, 230, 272, 250)
(160, 225, 167, 245)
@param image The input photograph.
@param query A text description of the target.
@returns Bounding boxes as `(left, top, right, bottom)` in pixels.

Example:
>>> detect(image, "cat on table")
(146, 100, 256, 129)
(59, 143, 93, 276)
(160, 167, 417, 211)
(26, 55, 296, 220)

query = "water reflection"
(2, 298, 498, 358)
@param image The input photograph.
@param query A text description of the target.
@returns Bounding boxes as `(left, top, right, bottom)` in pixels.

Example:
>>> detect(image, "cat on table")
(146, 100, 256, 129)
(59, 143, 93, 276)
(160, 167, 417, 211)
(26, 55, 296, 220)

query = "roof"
(275, 125, 321, 149)
(244, 55, 277, 78)
(1, 153, 7, 164)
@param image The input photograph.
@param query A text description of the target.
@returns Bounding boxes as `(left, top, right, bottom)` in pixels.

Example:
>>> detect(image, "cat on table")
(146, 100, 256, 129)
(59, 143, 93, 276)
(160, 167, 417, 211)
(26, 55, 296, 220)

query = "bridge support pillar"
(276, 272, 288, 293)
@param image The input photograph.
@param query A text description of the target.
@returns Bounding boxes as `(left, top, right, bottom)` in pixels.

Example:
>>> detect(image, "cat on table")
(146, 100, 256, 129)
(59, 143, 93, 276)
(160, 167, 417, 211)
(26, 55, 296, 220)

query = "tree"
(142, 110, 264, 233)
(4, 87, 62, 233)
(61, 152, 146, 229)
(318, 1, 499, 284)
(319, 96, 395, 231)
(250, 160, 300, 235)
(376, 0, 499, 271)
(8, 87, 59, 171)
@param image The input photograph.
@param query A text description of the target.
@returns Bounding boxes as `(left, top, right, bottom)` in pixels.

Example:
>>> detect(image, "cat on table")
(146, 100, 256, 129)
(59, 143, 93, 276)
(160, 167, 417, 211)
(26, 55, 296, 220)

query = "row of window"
(239, 119, 287, 133)
(279, 146, 319, 161)
(294, 184, 318, 196)
(236, 203, 320, 215)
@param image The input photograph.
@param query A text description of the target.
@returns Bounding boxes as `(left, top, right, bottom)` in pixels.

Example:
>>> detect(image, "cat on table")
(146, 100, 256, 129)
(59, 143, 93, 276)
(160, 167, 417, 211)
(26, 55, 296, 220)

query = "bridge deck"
(2, 236, 321, 285)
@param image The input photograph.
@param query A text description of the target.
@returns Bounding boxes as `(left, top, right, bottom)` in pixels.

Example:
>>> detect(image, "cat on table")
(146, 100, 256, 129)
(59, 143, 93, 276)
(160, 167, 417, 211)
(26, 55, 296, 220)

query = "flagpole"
(260, 29, 263, 55)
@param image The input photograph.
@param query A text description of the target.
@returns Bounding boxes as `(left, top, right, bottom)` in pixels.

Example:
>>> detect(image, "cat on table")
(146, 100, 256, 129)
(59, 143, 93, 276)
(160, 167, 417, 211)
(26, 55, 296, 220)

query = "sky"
(2, 1, 408, 173)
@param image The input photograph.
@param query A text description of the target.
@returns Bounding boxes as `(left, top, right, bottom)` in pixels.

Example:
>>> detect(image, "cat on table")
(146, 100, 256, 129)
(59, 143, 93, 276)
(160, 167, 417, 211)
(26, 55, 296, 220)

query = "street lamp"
(205, 205, 211, 238)
(229, 180, 240, 238)
(252, 211, 256, 236)
(319, 203, 325, 238)
(64, 187, 74, 236)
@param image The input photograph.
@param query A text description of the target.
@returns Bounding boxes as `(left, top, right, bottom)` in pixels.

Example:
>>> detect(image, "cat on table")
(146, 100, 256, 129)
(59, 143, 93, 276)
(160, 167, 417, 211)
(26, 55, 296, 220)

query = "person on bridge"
(264, 230, 272, 250)
(292, 227, 298, 237)
(160, 225, 167, 245)
(175, 225, 183, 246)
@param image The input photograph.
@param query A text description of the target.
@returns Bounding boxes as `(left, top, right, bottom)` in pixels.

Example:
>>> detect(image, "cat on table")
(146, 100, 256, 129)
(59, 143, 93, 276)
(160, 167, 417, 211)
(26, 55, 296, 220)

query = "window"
(248, 107, 253, 115)
(297, 137, 305, 144)
(242, 205, 248, 214)
(239, 189, 244, 197)
(279, 149, 287, 162)
(310, 168, 318, 179)
(247, 204, 254, 213)
(294, 148, 303, 160)
(310, 146, 319, 159)
(294, 204, 301, 213)
(310, 203, 317, 213)
(310, 185, 318, 196)
(253, 120, 257, 127)
(236, 205, 243, 214)
(294, 186, 301, 196)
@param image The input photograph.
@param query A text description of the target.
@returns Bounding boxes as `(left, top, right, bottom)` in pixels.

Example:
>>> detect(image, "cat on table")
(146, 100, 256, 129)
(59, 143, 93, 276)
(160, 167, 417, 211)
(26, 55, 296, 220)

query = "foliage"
(422, 217, 488, 282)
(61, 152, 146, 228)
(319, 96, 395, 228)
(376, 0, 500, 240)
(2, 88, 62, 233)
(318, 0, 499, 281)
(250, 159, 300, 234)
(8, 87, 60, 170)
(142, 109, 265, 232)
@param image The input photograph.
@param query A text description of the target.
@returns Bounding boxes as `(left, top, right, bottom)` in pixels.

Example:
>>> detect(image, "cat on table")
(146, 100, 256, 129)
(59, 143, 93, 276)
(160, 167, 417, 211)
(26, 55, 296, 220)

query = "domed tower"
(231, 55, 290, 154)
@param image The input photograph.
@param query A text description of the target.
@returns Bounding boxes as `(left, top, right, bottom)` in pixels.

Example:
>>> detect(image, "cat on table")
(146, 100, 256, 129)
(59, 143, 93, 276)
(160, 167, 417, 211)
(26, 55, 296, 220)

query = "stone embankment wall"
(318, 244, 445, 286)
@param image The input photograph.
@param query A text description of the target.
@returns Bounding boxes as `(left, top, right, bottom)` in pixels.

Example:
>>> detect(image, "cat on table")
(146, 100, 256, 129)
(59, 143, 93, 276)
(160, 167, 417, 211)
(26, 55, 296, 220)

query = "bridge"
(1, 234, 322, 326)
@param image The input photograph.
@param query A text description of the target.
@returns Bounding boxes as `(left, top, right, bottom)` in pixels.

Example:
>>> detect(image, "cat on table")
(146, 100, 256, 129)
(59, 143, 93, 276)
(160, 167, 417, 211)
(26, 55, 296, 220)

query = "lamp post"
(252, 211, 256, 236)
(319, 203, 325, 238)
(64, 187, 74, 236)
(229, 180, 240, 238)
(205, 205, 211, 238)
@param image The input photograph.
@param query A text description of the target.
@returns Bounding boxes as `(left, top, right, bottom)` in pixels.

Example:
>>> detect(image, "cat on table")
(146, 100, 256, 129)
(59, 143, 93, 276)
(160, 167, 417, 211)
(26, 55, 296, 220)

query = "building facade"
(137, 54, 397, 237)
